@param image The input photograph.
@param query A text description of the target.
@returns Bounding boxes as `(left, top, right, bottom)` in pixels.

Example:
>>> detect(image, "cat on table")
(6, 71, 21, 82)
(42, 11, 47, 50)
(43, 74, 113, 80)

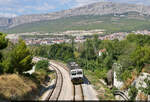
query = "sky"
(0, 0, 150, 17)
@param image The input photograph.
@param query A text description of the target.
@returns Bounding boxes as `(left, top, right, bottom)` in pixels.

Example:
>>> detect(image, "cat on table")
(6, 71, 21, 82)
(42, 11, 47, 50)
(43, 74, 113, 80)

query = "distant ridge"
(0, 2, 150, 29)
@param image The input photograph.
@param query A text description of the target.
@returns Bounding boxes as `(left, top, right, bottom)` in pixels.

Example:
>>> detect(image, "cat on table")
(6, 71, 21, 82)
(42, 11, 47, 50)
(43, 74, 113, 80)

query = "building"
(98, 48, 106, 56)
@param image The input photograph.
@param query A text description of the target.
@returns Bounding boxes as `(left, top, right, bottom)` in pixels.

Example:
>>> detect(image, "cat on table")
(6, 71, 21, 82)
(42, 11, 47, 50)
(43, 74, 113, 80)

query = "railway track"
(51, 60, 69, 71)
(73, 85, 84, 101)
(50, 60, 84, 101)
(46, 64, 63, 101)
(114, 90, 129, 100)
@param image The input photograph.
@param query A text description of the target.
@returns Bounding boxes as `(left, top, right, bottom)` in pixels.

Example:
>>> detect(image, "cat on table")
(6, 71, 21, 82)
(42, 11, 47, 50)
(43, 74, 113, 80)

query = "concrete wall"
(113, 71, 124, 89)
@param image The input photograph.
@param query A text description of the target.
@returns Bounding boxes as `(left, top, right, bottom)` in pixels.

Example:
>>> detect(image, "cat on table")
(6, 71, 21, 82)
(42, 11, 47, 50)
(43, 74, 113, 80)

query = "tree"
(0, 42, 16, 73)
(10, 39, 33, 74)
(92, 34, 101, 54)
(71, 36, 75, 52)
(126, 34, 150, 46)
(131, 46, 150, 72)
(81, 39, 96, 60)
(0, 33, 8, 50)
(47, 44, 74, 62)
(0, 33, 8, 74)
(0, 33, 8, 61)
(36, 45, 49, 58)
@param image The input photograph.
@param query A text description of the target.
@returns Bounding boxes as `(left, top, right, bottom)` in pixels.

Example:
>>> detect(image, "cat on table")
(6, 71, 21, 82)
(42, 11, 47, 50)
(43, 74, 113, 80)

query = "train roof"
(68, 62, 81, 70)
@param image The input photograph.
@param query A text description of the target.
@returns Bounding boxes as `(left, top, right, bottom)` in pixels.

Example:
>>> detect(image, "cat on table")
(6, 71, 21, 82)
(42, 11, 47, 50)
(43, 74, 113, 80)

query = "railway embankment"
(0, 74, 38, 101)
(0, 59, 54, 101)
(84, 70, 115, 100)
(0, 70, 54, 101)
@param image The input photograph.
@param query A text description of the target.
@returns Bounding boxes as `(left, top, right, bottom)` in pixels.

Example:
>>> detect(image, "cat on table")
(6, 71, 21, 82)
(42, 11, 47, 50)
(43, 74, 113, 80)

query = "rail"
(114, 90, 129, 100)
(46, 64, 63, 100)
(73, 85, 84, 101)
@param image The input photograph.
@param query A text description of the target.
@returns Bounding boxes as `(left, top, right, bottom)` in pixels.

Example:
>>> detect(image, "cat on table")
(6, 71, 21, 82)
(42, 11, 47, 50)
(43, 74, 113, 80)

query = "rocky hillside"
(0, 17, 11, 27)
(0, 2, 150, 29)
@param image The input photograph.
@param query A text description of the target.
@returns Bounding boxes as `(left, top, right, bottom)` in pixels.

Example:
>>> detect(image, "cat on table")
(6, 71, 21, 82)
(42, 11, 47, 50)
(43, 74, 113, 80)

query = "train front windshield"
(77, 71, 82, 75)
(71, 71, 76, 75)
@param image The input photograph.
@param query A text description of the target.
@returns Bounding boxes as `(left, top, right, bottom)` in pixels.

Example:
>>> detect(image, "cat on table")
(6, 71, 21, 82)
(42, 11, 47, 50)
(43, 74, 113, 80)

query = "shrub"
(129, 85, 138, 100)
(35, 60, 49, 71)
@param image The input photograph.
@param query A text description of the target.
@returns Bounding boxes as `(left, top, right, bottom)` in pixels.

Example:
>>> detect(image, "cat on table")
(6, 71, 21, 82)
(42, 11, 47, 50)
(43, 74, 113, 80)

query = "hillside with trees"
(33, 34, 150, 81)
(32, 33, 150, 100)
(0, 33, 51, 101)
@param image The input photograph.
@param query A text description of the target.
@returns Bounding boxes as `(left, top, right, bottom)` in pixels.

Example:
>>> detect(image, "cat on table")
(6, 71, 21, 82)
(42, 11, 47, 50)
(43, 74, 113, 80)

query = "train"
(67, 62, 84, 84)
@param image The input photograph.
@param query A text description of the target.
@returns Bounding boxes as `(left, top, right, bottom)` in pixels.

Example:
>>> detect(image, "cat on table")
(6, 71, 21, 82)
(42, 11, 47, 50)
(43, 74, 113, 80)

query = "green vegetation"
(128, 85, 138, 100)
(34, 33, 150, 87)
(35, 60, 49, 71)
(0, 32, 53, 100)
(0, 33, 8, 74)
(4, 13, 150, 34)
(34, 59, 51, 85)
(1, 30, 150, 100)
(34, 43, 74, 63)
(140, 75, 150, 95)
(1, 39, 33, 74)
(84, 70, 115, 100)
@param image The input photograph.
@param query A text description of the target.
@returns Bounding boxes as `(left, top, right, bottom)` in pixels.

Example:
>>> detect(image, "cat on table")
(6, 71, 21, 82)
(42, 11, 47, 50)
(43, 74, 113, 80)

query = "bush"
(31, 69, 49, 85)
(35, 60, 49, 71)
(129, 85, 138, 100)
(121, 70, 132, 82)
(95, 69, 107, 79)
(111, 87, 118, 94)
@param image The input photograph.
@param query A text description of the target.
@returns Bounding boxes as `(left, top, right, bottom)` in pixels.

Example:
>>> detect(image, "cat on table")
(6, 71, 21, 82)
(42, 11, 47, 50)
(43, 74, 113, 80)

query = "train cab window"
(72, 73, 76, 75)
(77, 71, 82, 75)
(71, 71, 76, 75)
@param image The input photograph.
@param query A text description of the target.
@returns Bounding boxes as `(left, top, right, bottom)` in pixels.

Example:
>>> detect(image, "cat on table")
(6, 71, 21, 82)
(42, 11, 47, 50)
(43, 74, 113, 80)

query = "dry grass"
(142, 65, 150, 74)
(0, 74, 38, 100)
(122, 65, 150, 90)
(121, 70, 138, 90)
(137, 92, 148, 100)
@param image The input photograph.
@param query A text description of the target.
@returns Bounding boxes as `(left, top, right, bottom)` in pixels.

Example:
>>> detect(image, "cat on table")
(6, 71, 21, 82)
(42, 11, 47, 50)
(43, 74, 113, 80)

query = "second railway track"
(46, 64, 63, 101)
(73, 84, 84, 101)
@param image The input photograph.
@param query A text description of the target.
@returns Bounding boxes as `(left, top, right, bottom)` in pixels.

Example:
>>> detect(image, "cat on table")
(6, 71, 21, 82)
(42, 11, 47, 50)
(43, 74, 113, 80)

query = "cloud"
(0, 0, 13, 4)
(60, 0, 72, 4)
(74, 0, 150, 7)
(35, 3, 56, 11)
(0, 0, 56, 16)
(0, 12, 17, 17)
(24, 3, 56, 12)
(73, 0, 108, 7)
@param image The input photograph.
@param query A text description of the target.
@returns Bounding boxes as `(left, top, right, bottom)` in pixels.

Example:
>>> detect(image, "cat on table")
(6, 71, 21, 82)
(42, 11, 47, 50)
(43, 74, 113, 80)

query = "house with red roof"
(98, 48, 106, 56)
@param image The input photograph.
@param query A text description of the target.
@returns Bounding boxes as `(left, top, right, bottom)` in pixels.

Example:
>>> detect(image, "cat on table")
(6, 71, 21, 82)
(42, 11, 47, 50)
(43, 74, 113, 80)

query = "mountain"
(1, 2, 150, 33)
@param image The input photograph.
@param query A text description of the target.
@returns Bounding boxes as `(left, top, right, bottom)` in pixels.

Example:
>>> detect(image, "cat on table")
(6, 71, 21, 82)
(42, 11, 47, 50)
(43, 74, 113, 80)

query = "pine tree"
(10, 39, 33, 74)
(0, 33, 8, 73)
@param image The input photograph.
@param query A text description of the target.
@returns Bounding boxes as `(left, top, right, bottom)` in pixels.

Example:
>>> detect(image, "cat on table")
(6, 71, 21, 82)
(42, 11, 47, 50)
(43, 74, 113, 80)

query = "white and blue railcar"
(67, 62, 84, 84)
